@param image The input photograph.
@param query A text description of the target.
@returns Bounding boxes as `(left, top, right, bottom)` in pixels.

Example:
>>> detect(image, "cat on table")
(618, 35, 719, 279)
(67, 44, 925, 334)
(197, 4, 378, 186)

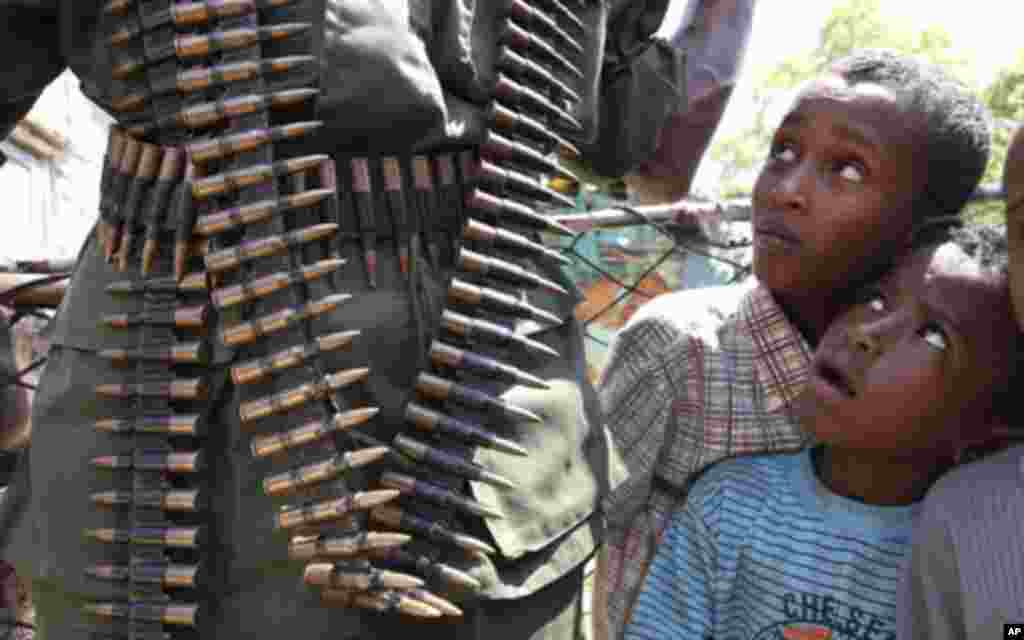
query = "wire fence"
(546, 183, 1007, 382)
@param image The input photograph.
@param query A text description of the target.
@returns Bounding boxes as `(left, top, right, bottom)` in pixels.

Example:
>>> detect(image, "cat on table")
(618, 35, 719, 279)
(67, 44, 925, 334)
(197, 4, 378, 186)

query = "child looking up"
(598, 49, 992, 637)
(624, 242, 1022, 640)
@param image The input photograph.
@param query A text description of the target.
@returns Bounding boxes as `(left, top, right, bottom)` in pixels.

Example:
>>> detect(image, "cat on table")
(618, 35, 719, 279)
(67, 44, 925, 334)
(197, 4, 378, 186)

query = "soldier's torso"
(6, 0, 624, 636)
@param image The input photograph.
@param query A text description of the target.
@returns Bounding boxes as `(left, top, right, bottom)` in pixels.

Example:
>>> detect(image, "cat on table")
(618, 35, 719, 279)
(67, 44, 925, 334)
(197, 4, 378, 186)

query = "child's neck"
(813, 446, 948, 506)
(772, 291, 844, 349)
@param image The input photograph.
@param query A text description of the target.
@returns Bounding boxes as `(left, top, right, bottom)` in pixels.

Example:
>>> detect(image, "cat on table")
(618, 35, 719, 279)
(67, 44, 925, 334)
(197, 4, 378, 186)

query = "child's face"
(752, 75, 925, 299)
(803, 246, 1018, 458)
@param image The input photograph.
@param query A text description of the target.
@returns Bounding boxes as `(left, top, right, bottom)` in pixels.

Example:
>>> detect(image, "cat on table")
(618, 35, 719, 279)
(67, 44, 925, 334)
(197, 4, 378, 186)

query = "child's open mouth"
(814, 359, 855, 398)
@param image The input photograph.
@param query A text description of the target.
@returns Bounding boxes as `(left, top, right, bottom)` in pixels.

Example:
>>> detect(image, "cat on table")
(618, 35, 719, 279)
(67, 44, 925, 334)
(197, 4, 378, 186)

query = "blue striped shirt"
(625, 449, 917, 640)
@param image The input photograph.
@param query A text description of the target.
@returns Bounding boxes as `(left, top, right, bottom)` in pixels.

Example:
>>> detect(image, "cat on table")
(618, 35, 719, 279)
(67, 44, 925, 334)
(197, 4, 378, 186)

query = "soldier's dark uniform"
(0, 1, 699, 638)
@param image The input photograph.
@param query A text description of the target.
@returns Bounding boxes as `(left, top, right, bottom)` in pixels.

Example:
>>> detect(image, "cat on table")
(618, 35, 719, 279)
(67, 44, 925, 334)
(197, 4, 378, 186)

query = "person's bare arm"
(1005, 126, 1024, 331)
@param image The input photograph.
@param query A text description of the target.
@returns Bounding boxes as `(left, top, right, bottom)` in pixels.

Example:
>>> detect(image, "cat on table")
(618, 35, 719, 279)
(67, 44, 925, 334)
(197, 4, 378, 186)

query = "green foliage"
(708, 0, 1017, 214)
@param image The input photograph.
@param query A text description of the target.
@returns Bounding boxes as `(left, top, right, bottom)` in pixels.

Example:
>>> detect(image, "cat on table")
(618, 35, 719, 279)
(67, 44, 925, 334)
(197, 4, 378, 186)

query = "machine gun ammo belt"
(82, 0, 596, 634)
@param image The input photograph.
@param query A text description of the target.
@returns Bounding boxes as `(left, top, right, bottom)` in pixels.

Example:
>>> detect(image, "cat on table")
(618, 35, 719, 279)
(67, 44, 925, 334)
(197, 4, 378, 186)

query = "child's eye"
(769, 141, 797, 164)
(837, 162, 865, 183)
(855, 288, 886, 312)
(919, 324, 948, 351)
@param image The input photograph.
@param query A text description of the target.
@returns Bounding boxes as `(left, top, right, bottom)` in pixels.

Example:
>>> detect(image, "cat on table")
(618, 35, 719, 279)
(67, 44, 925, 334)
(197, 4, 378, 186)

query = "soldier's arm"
(0, 3, 67, 165)
(1005, 126, 1024, 330)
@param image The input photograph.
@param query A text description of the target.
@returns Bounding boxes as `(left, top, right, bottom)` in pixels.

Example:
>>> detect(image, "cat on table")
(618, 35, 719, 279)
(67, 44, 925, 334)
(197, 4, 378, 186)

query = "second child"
(624, 243, 1022, 639)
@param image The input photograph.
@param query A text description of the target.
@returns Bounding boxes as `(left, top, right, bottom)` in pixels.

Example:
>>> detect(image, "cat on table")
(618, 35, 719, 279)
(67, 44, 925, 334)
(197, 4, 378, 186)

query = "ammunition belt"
(84, 0, 594, 634)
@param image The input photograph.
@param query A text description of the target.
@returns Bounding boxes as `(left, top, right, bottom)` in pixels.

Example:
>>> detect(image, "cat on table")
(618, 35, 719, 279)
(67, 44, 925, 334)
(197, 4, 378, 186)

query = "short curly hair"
(830, 50, 991, 228)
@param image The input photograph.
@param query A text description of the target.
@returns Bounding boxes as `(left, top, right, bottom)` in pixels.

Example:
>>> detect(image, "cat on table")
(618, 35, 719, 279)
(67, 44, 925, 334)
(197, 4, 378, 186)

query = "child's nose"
(849, 312, 908, 356)
(771, 163, 810, 212)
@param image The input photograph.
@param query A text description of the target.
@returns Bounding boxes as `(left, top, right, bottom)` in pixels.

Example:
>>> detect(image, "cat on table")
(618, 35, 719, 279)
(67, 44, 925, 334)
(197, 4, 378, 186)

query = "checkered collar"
(740, 285, 813, 413)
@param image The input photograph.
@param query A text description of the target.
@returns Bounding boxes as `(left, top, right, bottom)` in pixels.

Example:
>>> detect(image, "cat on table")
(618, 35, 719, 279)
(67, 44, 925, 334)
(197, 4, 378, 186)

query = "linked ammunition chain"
(351, 0, 591, 616)
(83, 0, 592, 634)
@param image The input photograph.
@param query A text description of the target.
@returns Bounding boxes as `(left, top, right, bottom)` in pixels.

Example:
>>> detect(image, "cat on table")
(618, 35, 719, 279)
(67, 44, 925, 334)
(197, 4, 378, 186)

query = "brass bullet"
(126, 88, 318, 137)
(382, 469, 506, 518)
(405, 401, 527, 458)
(83, 602, 198, 627)
(304, 563, 423, 590)
(392, 434, 517, 492)
(263, 447, 390, 496)
(320, 589, 442, 619)
(441, 309, 559, 358)
(467, 188, 577, 237)
(275, 489, 401, 529)
(232, 329, 359, 386)
(480, 129, 578, 183)
(142, 148, 187, 275)
(429, 340, 551, 389)
(351, 157, 380, 289)
(112, 23, 312, 78)
(404, 588, 464, 617)
(532, 0, 586, 32)
(85, 562, 200, 589)
(108, 0, 300, 46)
(458, 247, 570, 296)
(506, 0, 584, 56)
(91, 450, 202, 473)
(196, 188, 333, 236)
(102, 0, 132, 15)
(188, 120, 322, 164)
(368, 547, 482, 592)
(489, 99, 585, 158)
(500, 18, 583, 80)
(105, 272, 208, 295)
(250, 406, 378, 458)
(113, 57, 315, 112)
(205, 222, 338, 273)
(493, 74, 582, 132)
(475, 156, 576, 208)
(239, 367, 369, 422)
(220, 293, 351, 346)
(463, 218, 571, 266)
(415, 372, 543, 423)
(173, 161, 198, 283)
(93, 414, 201, 436)
(371, 502, 498, 555)
(288, 531, 410, 561)
(212, 258, 345, 308)
(495, 45, 581, 104)
(102, 304, 208, 329)
(98, 341, 205, 365)
(448, 278, 562, 326)
(90, 489, 201, 512)
(84, 526, 202, 548)
(95, 379, 204, 401)
(191, 154, 328, 200)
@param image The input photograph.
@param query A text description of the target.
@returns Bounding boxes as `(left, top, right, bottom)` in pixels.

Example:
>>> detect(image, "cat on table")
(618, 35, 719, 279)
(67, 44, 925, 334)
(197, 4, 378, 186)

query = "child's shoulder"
(688, 451, 802, 510)
(621, 280, 756, 347)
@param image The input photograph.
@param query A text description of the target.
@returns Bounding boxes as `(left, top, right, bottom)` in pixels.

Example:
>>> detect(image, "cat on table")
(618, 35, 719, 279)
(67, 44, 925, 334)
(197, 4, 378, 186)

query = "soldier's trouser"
(29, 560, 590, 640)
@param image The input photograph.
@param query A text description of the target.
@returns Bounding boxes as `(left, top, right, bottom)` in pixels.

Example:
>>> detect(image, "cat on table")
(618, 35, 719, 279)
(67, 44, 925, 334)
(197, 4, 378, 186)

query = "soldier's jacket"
(0, 0, 713, 637)
(0, 0, 687, 171)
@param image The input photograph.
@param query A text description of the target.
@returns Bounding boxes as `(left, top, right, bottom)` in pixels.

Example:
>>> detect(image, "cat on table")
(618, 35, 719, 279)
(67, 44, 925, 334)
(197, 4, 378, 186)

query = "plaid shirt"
(599, 282, 812, 638)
